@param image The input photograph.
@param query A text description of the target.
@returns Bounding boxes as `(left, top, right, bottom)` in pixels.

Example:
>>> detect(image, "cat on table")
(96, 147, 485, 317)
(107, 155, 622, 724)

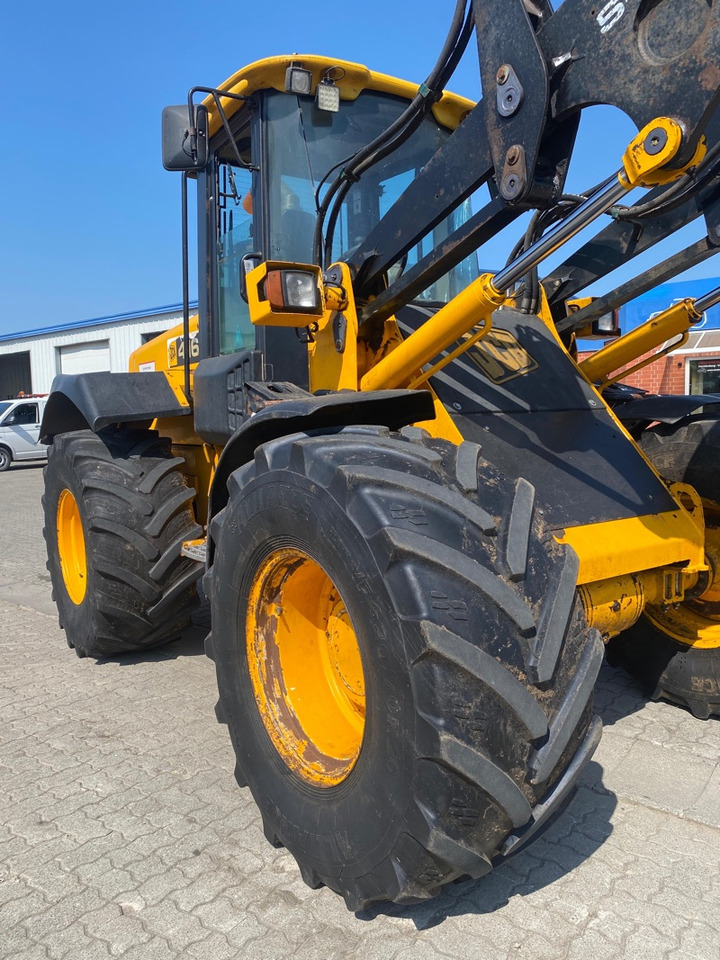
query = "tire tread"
(209, 426, 599, 908)
(43, 429, 201, 658)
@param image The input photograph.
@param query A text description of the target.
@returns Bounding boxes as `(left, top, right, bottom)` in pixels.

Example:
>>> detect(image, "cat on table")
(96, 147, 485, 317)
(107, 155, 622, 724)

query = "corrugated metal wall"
(0, 309, 184, 394)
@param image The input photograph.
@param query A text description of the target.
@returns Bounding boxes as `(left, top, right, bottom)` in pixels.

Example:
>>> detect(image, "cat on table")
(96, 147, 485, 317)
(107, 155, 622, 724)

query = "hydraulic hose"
(313, 0, 473, 266)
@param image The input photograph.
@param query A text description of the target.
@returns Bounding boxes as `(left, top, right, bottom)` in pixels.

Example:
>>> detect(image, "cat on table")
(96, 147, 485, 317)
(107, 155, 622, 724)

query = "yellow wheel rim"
(645, 604, 720, 649)
(246, 548, 366, 786)
(57, 488, 87, 605)
(646, 504, 720, 650)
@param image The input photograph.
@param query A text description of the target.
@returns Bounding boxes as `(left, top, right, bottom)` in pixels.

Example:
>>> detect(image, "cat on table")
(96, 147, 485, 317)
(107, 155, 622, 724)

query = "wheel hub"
(246, 548, 366, 786)
(56, 488, 87, 605)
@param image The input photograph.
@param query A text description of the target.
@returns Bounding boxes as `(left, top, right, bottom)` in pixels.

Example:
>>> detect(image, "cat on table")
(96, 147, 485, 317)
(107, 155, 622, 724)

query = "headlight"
(266, 269, 322, 314)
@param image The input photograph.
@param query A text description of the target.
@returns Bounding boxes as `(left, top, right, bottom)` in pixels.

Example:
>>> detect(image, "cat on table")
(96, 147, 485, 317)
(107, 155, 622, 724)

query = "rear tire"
(43, 428, 202, 658)
(607, 416, 720, 719)
(207, 426, 603, 909)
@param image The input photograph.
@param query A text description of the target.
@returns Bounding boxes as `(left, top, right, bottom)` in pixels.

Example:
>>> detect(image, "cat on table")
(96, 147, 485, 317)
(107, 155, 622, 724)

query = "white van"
(0, 397, 48, 471)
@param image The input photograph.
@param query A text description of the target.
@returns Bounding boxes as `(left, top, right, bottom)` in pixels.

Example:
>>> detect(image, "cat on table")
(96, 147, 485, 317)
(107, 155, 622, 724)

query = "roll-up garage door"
(59, 341, 111, 375)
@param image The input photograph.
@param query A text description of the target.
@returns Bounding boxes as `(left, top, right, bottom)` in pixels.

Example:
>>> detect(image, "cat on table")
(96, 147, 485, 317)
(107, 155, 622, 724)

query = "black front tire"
(207, 426, 603, 909)
(0, 446, 12, 472)
(43, 428, 202, 658)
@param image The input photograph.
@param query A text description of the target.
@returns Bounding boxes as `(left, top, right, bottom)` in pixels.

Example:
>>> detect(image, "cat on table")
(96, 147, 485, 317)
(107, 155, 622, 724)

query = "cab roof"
(204, 54, 474, 135)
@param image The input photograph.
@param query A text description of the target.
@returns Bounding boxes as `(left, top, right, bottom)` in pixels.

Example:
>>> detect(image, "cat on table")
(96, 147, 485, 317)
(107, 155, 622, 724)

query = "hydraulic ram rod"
(694, 285, 720, 314)
(493, 177, 627, 292)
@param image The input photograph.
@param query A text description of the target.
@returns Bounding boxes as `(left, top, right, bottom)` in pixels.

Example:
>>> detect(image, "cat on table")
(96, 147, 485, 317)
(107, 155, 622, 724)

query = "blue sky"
(2, 0, 717, 335)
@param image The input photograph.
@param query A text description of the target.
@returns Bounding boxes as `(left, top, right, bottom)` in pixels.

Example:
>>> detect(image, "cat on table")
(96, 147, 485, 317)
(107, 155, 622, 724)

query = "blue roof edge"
(0, 301, 200, 343)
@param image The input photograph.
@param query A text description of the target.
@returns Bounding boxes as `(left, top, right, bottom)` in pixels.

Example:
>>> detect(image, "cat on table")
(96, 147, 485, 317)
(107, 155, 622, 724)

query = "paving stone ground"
(1, 462, 719, 959)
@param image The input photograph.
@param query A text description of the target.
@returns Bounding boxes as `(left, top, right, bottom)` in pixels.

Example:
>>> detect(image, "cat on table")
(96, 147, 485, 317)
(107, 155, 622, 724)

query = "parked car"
(0, 397, 48, 471)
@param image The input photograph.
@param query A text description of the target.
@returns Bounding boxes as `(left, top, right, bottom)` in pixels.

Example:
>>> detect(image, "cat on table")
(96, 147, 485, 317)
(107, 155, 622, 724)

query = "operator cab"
(166, 57, 480, 383)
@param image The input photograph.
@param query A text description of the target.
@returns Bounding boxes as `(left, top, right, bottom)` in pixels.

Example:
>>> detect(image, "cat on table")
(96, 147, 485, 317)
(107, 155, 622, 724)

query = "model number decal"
(168, 332, 200, 367)
(597, 1, 625, 34)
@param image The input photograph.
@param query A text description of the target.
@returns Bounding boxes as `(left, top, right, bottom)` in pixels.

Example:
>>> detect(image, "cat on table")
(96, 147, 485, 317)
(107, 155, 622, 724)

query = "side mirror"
(162, 104, 209, 171)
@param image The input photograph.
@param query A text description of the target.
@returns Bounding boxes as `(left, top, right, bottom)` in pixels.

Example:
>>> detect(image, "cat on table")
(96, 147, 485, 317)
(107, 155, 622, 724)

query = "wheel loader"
(40, 0, 720, 910)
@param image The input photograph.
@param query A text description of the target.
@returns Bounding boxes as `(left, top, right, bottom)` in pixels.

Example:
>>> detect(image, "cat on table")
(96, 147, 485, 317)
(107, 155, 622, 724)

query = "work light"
(266, 269, 322, 314)
(593, 309, 621, 337)
(285, 65, 313, 96)
(316, 79, 340, 113)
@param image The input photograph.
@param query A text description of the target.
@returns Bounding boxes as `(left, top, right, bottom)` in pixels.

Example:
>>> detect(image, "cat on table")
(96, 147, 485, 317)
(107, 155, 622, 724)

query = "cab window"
(215, 133, 256, 355)
(263, 89, 480, 300)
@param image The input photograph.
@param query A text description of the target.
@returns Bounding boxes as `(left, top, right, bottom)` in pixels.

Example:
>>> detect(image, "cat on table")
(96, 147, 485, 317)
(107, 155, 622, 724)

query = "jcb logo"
(468, 328, 538, 384)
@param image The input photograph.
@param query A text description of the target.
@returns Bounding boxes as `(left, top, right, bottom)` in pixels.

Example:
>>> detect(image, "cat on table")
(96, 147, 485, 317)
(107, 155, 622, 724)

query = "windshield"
(0, 402, 12, 420)
(265, 90, 480, 303)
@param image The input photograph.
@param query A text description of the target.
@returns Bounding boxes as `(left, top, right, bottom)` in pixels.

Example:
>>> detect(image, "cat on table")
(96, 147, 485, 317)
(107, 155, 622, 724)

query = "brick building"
(578, 329, 720, 394)
(578, 278, 720, 395)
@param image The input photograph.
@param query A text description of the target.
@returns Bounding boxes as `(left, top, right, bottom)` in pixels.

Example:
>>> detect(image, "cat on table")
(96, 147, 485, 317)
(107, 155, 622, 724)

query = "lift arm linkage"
(361, 119, 695, 392)
(350, 0, 720, 323)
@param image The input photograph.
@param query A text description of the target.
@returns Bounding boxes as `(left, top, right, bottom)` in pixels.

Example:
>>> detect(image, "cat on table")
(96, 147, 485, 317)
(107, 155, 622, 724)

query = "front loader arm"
(360, 118, 697, 392)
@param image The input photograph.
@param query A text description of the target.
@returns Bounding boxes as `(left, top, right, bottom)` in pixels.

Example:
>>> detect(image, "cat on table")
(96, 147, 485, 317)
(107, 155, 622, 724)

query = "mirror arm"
(187, 87, 254, 172)
(181, 172, 192, 405)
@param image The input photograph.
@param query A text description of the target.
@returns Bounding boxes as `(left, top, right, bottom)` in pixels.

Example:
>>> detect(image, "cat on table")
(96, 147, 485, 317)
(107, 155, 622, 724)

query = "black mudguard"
(40, 372, 191, 443)
(207, 388, 435, 551)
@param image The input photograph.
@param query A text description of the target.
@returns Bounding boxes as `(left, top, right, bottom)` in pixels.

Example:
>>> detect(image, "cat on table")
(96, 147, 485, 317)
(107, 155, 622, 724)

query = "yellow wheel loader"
(41, 0, 720, 909)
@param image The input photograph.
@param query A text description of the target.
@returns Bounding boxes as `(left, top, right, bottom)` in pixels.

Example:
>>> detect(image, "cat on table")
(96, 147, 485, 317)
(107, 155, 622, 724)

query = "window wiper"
(296, 99, 318, 211)
(227, 167, 240, 204)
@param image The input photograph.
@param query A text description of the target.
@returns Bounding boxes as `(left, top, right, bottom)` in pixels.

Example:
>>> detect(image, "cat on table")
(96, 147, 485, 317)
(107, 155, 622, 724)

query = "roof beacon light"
(316, 77, 340, 113)
(285, 64, 313, 96)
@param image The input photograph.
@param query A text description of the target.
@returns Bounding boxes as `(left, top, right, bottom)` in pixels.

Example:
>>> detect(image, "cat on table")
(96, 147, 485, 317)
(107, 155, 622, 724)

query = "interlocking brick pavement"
(1, 462, 719, 959)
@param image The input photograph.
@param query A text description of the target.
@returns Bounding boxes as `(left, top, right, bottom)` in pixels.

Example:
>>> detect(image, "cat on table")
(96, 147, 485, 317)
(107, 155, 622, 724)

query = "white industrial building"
(0, 302, 198, 400)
